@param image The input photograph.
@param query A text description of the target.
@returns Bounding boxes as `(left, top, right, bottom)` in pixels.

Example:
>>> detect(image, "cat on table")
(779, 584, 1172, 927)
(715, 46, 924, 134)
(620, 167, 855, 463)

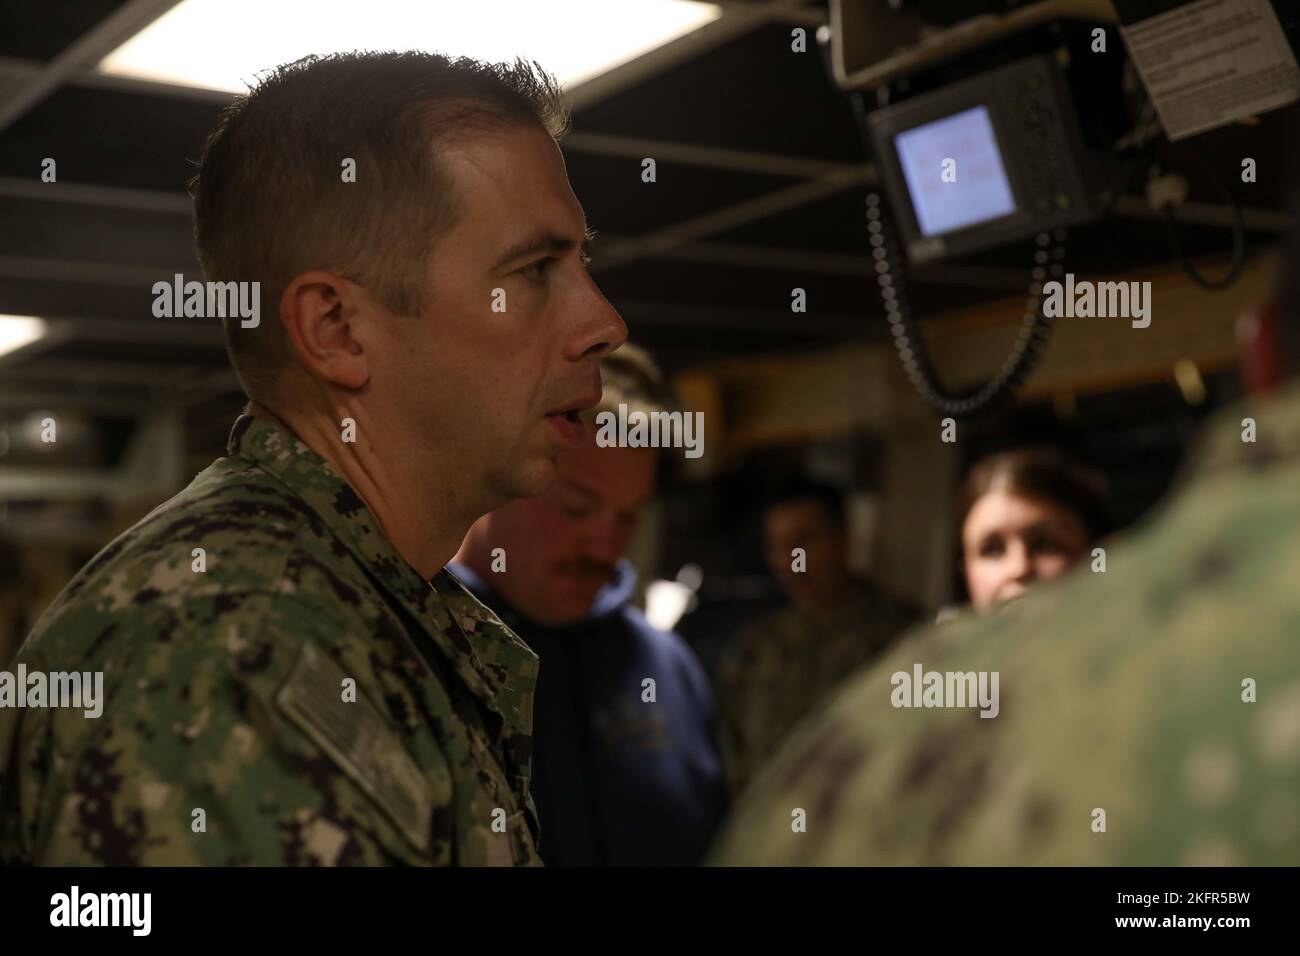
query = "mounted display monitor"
(868, 54, 1102, 264)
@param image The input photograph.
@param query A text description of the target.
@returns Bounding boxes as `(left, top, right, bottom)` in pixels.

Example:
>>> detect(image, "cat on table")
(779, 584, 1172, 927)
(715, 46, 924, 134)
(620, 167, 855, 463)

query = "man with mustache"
(0, 51, 625, 866)
(452, 345, 728, 865)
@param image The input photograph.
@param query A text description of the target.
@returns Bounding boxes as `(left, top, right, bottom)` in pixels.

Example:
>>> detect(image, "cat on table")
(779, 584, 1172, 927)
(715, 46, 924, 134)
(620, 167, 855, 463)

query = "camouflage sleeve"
(683, 639, 725, 758)
(15, 592, 451, 866)
(711, 628, 753, 795)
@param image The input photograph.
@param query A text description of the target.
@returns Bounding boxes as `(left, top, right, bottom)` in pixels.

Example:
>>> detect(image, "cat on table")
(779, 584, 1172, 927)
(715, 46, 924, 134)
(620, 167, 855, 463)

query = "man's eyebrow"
(493, 224, 597, 270)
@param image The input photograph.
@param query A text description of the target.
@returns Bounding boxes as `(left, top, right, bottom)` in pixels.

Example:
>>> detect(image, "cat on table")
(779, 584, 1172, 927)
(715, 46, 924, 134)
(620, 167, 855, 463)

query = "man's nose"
(568, 278, 628, 361)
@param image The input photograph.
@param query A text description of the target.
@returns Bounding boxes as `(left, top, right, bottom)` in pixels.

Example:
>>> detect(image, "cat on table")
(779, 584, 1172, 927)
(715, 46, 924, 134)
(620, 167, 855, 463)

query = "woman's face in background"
(962, 489, 1091, 612)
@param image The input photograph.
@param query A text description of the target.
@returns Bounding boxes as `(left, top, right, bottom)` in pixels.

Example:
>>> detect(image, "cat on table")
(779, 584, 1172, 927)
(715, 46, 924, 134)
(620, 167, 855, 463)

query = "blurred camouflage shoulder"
(710, 382, 1300, 866)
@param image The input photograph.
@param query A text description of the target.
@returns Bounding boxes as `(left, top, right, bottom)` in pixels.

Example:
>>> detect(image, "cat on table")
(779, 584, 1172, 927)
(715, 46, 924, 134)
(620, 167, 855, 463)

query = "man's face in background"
(763, 498, 851, 609)
(468, 441, 658, 626)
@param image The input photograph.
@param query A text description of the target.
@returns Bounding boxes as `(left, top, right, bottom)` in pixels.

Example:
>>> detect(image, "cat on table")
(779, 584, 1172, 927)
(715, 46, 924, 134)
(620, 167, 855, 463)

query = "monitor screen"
(894, 105, 1017, 236)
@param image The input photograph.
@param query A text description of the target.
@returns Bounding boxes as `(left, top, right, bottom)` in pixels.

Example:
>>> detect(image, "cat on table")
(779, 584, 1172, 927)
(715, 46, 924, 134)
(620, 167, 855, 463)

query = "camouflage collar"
(225, 414, 501, 702)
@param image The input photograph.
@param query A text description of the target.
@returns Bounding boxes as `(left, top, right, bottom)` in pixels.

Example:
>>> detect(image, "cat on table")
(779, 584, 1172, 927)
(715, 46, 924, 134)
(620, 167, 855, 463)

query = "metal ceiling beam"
(0, 386, 159, 411)
(605, 235, 1035, 290)
(0, 0, 186, 134)
(0, 175, 192, 214)
(0, 255, 181, 288)
(588, 187, 1293, 275)
(0, 358, 216, 387)
(612, 236, 876, 276)
(564, 131, 858, 179)
(590, 163, 876, 273)
(566, 0, 822, 112)
(616, 299, 873, 337)
(0, 54, 232, 105)
(0, 363, 239, 406)
(0, 231, 1022, 322)
(58, 318, 225, 347)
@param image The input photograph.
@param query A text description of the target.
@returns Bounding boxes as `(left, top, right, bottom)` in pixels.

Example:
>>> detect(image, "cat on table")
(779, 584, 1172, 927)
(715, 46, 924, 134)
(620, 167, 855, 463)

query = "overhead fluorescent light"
(98, 0, 722, 94)
(0, 315, 47, 359)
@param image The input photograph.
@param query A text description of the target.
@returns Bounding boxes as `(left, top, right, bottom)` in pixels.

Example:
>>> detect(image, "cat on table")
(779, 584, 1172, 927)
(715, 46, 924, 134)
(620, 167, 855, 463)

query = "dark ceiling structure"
(0, 0, 1293, 423)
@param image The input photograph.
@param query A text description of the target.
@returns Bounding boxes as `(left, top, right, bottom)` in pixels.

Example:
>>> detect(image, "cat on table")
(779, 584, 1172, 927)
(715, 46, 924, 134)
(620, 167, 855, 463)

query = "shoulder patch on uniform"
(275, 643, 432, 853)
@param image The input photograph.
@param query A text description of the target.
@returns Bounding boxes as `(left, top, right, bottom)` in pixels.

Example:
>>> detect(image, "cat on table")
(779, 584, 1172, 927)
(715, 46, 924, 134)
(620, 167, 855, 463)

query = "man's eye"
(521, 257, 554, 280)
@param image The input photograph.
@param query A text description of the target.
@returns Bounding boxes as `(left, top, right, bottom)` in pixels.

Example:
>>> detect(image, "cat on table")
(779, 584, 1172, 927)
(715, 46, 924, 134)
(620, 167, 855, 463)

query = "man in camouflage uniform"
(715, 480, 918, 797)
(0, 52, 625, 865)
(711, 176, 1300, 868)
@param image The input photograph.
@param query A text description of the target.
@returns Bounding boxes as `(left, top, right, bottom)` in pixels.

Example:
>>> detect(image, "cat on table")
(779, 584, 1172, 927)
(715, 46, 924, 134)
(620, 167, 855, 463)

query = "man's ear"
(279, 271, 370, 389)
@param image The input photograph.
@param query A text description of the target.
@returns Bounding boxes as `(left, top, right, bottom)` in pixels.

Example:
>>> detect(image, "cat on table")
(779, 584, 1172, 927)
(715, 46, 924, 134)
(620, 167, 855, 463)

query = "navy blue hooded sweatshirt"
(448, 559, 728, 866)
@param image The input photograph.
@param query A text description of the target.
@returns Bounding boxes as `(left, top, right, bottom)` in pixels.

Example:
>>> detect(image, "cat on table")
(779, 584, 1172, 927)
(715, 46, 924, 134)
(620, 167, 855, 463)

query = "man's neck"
(248, 400, 467, 580)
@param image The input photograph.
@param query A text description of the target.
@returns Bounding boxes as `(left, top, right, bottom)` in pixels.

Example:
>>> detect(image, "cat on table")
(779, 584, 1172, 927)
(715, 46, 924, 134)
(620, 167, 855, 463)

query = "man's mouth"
(543, 381, 602, 447)
(544, 403, 592, 447)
